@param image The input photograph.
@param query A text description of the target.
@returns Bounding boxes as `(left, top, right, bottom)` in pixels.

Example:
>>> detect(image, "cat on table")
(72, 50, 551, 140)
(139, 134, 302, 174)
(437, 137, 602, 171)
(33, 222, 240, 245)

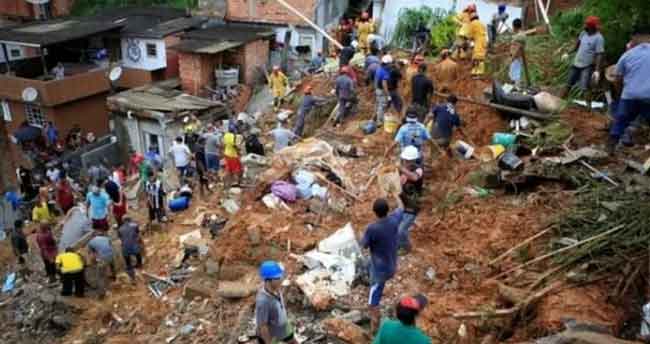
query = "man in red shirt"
(36, 224, 58, 283)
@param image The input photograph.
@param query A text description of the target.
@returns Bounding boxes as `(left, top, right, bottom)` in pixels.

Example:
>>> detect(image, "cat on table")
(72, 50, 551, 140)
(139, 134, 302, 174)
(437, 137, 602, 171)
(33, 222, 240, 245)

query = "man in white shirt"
(169, 137, 192, 178)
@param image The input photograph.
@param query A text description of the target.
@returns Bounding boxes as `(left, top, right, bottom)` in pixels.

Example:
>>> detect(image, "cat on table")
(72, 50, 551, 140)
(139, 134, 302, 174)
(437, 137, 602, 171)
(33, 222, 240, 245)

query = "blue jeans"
(205, 153, 219, 172)
(567, 65, 593, 92)
(397, 212, 417, 251)
(368, 263, 390, 306)
(610, 99, 650, 141)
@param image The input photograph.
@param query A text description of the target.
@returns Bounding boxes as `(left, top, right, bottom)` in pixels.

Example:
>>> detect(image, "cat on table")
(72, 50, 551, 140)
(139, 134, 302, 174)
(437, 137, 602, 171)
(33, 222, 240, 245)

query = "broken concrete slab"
(321, 318, 370, 344)
(183, 279, 214, 300)
(216, 281, 257, 299)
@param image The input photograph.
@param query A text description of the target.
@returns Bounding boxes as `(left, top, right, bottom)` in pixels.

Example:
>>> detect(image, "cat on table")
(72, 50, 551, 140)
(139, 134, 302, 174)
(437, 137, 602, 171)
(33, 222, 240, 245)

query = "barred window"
(146, 43, 157, 58)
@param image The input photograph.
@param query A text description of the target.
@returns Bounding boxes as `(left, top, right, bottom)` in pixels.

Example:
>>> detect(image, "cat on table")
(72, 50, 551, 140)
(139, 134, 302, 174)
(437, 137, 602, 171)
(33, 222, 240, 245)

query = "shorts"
(224, 156, 242, 174)
(567, 65, 594, 92)
(205, 154, 220, 172)
(92, 218, 109, 231)
(176, 165, 189, 177)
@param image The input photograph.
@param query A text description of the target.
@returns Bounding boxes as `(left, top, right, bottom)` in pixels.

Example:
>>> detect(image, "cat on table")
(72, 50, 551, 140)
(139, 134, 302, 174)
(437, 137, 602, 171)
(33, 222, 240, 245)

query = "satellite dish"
(109, 66, 123, 82)
(25, 0, 51, 4)
(22, 87, 39, 102)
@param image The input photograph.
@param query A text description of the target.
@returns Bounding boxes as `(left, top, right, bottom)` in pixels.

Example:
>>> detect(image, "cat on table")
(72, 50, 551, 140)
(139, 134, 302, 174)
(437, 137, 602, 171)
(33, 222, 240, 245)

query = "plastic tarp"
(58, 206, 92, 251)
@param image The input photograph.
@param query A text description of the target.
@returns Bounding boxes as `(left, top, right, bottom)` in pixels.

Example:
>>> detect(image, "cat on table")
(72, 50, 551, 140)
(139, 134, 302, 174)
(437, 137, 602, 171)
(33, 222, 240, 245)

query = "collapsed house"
(107, 78, 228, 155)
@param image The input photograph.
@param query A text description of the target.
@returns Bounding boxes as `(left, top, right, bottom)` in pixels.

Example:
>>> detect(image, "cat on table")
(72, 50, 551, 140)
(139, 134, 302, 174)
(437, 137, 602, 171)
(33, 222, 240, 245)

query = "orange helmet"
(361, 11, 369, 20)
(414, 54, 425, 64)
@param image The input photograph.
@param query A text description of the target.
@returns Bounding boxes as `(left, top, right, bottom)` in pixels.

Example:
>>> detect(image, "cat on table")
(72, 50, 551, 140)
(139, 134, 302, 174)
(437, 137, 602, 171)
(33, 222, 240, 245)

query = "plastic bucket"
(169, 197, 189, 212)
(492, 133, 517, 147)
(488, 145, 506, 158)
(384, 115, 399, 134)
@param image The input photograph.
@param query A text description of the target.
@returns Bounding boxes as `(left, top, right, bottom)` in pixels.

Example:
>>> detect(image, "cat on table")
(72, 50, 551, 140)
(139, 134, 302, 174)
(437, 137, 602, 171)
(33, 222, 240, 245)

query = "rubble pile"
(0, 282, 79, 343)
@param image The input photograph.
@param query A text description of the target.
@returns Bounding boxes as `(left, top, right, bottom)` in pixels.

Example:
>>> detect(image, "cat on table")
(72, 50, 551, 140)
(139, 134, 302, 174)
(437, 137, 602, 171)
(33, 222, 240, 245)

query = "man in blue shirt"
(359, 198, 403, 334)
(88, 234, 115, 297)
(334, 66, 356, 126)
(561, 16, 605, 97)
(86, 186, 111, 232)
(608, 26, 650, 152)
(384, 109, 433, 166)
(374, 55, 393, 126)
(365, 47, 381, 86)
(431, 94, 463, 156)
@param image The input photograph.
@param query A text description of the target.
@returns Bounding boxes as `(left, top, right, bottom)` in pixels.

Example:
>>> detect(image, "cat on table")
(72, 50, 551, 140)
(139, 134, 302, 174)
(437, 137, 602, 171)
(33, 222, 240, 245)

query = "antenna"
(21, 87, 39, 103)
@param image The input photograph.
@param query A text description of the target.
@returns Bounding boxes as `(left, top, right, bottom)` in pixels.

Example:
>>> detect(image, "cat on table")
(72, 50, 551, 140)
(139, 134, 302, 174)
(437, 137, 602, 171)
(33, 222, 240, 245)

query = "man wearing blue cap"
(255, 261, 297, 344)
(488, 4, 509, 49)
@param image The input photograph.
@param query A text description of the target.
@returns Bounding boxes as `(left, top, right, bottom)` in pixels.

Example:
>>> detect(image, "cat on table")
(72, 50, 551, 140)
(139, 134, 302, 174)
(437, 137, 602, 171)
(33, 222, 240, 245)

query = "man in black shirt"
(387, 61, 404, 115)
(411, 63, 434, 122)
(339, 37, 356, 68)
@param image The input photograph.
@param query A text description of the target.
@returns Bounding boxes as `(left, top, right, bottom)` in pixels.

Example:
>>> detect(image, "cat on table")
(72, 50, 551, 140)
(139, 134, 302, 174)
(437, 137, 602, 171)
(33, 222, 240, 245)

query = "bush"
(71, 0, 196, 16)
(390, 6, 454, 51)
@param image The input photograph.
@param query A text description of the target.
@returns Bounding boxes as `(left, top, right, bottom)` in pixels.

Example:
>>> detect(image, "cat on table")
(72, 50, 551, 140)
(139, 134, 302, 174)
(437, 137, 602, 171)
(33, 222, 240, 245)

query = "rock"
(425, 267, 436, 282)
(311, 292, 334, 311)
(339, 310, 365, 324)
(39, 290, 57, 304)
(51, 314, 72, 330)
(183, 280, 213, 300)
(218, 264, 250, 281)
(322, 318, 369, 344)
(216, 281, 257, 299)
(204, 259, 220, 278)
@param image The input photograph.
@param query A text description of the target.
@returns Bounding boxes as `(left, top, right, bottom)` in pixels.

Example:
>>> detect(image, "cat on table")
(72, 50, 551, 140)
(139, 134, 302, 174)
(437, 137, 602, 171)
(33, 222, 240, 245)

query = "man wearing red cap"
(561, 16, 605, 97)
(373, 294, 431, 343)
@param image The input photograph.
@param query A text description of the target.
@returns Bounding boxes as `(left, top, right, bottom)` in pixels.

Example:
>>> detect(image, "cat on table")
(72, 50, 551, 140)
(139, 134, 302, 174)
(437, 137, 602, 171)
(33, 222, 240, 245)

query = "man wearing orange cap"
(434, 49, 460, 90)
(356, 12, 374, 55)
(334, 66, 356, 126)
(561, 16, 605, 97)
(294, 85, 327, 136)
(373, 294, 431, 343)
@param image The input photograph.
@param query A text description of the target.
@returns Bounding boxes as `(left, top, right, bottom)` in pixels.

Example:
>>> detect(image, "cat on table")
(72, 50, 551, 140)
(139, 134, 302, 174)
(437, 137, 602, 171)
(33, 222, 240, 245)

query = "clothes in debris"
(271, 181, 297, 203)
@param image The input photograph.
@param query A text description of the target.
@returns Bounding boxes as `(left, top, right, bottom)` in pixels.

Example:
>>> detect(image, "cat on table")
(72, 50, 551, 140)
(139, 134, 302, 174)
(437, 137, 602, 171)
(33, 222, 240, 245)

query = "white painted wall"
(0, 44, 29, 63)
(379, 0, 522, 42)
(121, 37, 167, 71)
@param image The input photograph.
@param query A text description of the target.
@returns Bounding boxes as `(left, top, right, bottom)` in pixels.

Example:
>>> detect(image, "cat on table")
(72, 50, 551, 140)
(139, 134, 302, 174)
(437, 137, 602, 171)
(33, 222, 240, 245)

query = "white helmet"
(382, 54, 393, 64)
(351, 40, 359, 49)
(400, 146, 419, 161)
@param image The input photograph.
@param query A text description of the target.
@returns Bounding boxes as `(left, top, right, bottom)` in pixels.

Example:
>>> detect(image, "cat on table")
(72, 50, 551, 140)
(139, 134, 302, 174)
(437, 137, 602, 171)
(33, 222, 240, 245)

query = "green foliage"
(390, 6, 454, 51)
(71, 0, 197, 16)
(429, 14, 457, 54)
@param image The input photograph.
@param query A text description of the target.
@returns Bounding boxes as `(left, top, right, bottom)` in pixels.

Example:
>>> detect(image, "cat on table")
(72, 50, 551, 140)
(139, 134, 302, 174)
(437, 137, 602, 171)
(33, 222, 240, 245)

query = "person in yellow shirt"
(55, 248, 85, 297)
(32, 199, 54, 224)
(468, 13, 488, 78)
(452, 4, 475, 60)
(223, 127, 243, 187)
(356, 12, 374, 55)
(267, 66, 289, 111)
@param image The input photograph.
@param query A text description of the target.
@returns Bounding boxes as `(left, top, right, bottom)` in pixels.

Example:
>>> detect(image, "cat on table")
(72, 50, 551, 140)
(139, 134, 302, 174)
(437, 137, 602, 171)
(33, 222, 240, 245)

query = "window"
(10, 49, 21, 58)
(146, 43, 157, 58)
(1, 101, 11, 121)
(25, 104, 45, 127)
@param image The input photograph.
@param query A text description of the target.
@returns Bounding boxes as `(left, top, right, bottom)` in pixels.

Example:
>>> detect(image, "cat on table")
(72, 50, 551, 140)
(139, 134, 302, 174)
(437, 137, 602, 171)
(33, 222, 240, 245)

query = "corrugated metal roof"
(169, 24, 274, 54)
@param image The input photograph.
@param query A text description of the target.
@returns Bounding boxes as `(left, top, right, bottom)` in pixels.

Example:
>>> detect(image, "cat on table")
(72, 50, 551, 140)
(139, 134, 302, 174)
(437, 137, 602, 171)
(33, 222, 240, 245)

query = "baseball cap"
(399, 294, 428, 312)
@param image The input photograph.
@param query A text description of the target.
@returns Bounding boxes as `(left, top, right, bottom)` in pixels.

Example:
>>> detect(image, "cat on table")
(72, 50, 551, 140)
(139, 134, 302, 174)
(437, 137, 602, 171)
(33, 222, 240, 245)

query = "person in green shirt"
(373, 294, 431, 344)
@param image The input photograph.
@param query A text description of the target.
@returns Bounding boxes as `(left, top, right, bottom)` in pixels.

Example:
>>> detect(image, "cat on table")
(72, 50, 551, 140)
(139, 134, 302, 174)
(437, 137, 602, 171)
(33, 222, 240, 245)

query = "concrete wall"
(121, 38, 167, 72)
(240, 39, 270, 85)
(178, 52, 221, 96)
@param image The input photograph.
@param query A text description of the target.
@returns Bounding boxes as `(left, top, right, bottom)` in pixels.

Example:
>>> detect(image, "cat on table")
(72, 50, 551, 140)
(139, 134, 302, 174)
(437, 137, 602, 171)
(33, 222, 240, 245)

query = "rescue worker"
(411, 63, 434, 123)
(608, 26, 650, 152)
(268, 66, 289, 111)
(403, 55, 425, 103)
(356, 11, 374, 54)
(375, 54, 393, 126)
(334, 66, 356, 126)
(360, 198, 404, 334)
(373, 295, 431, 344)
(55, 248, 85, 297)
(294, 85, 327, 137)
(561, 16, 605, 98)
(255, 261, 297, 344)
(509, 18, 527, 87)
(452, 4, 475, 60)
(384, 108, 433, 166)
(365, 46, 381, 86)
(433, 49, 460, 91)
(468, 13, 488, 78)
(431, 94, 463, 157)
(396, 146, 423, 253)
(488, 4, 509, 49)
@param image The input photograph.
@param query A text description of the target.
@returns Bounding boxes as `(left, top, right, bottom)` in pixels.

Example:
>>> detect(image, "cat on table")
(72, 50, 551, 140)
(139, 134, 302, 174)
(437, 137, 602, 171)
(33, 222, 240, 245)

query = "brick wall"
(241, 39, 269, 85)
(226, 0, 316, 26)
(0, 0, 74, 19)
(164, 35, 182, 79)
(179, 52, 221, 96)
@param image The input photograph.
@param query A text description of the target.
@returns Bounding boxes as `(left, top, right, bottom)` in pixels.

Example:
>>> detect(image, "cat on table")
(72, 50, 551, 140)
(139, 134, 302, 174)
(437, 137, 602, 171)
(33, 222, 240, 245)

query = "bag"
(271, 181, 298, 203)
